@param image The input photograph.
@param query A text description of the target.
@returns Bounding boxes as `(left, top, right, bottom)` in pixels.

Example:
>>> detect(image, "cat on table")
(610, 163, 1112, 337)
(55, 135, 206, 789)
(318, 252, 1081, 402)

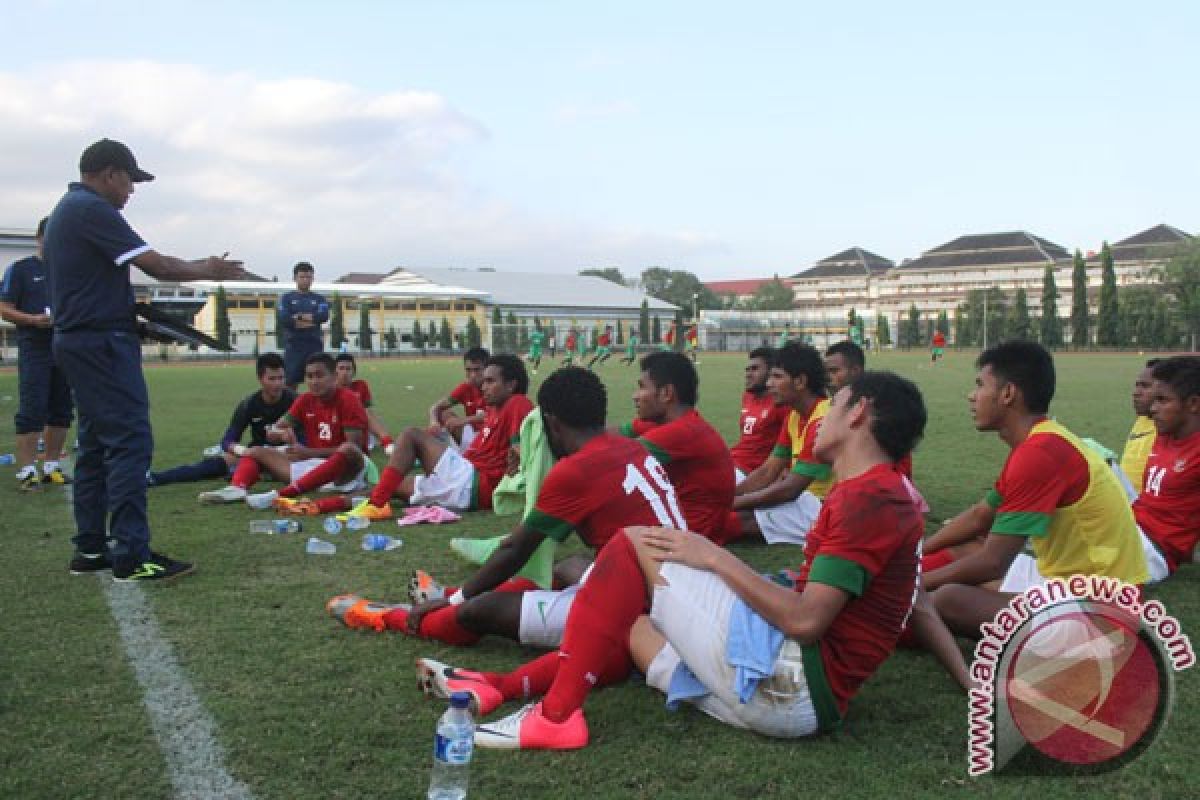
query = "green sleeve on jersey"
(619, 422, 636, 437)
(771, 444, 792, 460)
(524, 509, 574, 543)
(807, 555, 869, 597)
(792, 461, 833, 480)
(637, 437, 671, 465)
(282, 413, 299, 428)
(991, 511, 1051, 538)
(985, 488, 1002, 509)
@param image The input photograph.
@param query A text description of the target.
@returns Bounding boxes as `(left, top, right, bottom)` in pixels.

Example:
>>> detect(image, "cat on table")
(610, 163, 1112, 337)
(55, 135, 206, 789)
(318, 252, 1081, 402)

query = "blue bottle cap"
(449, 692, 471, 709)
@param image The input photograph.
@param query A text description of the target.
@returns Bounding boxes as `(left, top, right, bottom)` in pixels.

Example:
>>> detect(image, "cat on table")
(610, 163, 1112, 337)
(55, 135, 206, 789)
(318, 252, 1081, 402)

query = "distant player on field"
(1118, 358, 1160, 494)
(660, 321, 676, 352)
(620, 329, 640, 365)
(429, 347, 489, 449)
(527, 326, 546, 374)
(586, 325, 613, 369)
(728, 347, 788, 478)
(930, 329, 946, 364)
(561, 328, 578, 366)
(334, 353, 392, 452)
(685, 322, 699, 363)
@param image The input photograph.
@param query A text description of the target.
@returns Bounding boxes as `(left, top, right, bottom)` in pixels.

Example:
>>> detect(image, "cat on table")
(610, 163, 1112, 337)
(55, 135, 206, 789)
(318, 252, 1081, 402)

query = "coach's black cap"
(79, 138, 155, 182)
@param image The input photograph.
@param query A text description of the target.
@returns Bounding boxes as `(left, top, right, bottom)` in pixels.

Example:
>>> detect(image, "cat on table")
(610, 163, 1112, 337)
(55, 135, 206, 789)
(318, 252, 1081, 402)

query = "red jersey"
(524, 433, 684, 549)
(730, 390, 789, 474)
(285, 388, 368, 449)
(664, 326, 676, 345)
(464, 393, 535, 509)
(622, 409, 735, 539)
(932, 331, 946, 348)
(686, 326, 698, 345)
(347, 379, 373, 408)
(1133, 430, 1200, 573)
(448, 381, 485, 418)
(598, 332, 612, 347)
(565, 333, 578, 351)
(792, 463, 923, 729)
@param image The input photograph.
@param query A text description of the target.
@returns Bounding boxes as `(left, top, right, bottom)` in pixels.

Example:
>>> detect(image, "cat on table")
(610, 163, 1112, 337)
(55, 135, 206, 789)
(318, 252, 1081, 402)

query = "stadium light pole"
(692, 292, 699, 322)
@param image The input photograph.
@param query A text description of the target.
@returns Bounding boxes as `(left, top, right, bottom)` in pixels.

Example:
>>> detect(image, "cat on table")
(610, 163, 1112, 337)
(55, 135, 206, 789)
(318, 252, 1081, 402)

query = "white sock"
(43, 460, 60, 473)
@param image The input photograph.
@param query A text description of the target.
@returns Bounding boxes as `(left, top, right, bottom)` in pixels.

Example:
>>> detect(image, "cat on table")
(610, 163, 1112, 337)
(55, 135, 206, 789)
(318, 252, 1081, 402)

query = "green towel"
(450, 406, 557, 588)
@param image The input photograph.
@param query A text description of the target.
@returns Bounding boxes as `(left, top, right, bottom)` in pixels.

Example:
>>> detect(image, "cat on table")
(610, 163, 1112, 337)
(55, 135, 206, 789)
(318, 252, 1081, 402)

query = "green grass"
(0, 351, 1196, 799)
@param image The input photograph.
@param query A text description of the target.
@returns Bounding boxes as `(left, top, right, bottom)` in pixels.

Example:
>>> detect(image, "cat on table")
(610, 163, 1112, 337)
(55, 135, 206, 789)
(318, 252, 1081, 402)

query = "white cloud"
(553, 99, 637, 124)
(0, 60, 725, 278)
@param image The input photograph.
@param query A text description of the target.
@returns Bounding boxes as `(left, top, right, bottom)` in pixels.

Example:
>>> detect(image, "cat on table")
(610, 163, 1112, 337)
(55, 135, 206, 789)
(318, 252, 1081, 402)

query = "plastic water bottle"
(361, 533, 403, 551)
(0, 454, 14, 465)
(202, 445, 223, 457)
(428, 692, 473, 800)
(249, 519, 302, 535)
(346, 516, 371, 532)
(323, 517, 344, 535)
(305, 537, 337, 555)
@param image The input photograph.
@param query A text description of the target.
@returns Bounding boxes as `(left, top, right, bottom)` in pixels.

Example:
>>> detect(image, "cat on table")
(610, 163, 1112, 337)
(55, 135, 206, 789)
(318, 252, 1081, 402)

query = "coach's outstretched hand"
(204, 255, 247, 280)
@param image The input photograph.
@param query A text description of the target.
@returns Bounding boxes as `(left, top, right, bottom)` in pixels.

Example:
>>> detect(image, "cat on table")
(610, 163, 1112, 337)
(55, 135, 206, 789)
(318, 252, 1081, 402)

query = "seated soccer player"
(923, 341, 1149, 639)
(420, 371, 928, 750)
(327, 366, 688, 651)
(825, 339, 912, 478)
(729, 347, 788, 480)
(724, 343, 830, 545)
(334, 353, 392, 452)
(1118, 358, 1161, 496)
(1132, 355, 1200, 583)
(429, 347, 489, 449)
(350, 354, 532, 518)
(197, 352, 370, 510)
(148, 352, 294, 487)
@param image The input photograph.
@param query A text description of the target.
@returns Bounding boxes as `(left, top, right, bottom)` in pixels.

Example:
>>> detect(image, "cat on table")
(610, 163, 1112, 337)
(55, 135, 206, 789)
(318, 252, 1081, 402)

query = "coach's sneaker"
(276, 497, 321, 516)
(42, 464, 72, 485)
(16, 467, 42, 493)
(326, 594, 410, 632)
(416, 657, 503, 716)
(69, 550, 112, 575)
(198, 485, 247, 504)
(246, 489, 280, 510)
(342, 499, 393, 522)
(474, 702, 589, 751)
(112, 551, 194, 583)
(409, 569, 446, 605)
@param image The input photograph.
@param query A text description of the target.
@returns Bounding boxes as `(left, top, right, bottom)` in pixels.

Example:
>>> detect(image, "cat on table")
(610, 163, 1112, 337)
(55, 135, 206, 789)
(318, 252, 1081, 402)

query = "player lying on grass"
(413, 371, 928, 750)
(334, 353, 392, 452)
(428, 347, 489, 450)
(327, 366, 690, 649)
(148, 352, 295, 487)
(197, 352, 370, 512)
(346, 354, 532, 519)
(728, 347, 788, 479)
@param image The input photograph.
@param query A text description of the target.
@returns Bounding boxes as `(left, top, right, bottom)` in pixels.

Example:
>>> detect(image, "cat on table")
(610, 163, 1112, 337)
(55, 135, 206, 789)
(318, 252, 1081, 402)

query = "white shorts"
(516, 563, 593, 648)
(998, 553, 1045, 594)
(289, 457, 369, 492)
(1137, 525, 1171, 585)
(458, 423, 477, 451)
(411, 447, 477, 511)
(643, 562, 818, 738)
(753, 491, 822, 546)
(734, 467, 746, 484)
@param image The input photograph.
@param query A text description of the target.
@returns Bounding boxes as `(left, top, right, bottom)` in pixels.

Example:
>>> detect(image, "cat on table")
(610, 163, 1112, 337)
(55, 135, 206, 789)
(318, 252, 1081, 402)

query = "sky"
(1, 1, 1196, 282)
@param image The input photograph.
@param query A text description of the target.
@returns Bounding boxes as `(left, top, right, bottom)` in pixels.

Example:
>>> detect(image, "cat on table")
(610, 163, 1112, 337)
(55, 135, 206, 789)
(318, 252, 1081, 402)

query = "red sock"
(370, 466, 403, 506)
(419, 605, 482, 645)
(922, 549, 956, 573)
(540, 534, 646, 722)
(316, 496, 351, 513)
(285, 452, 349, 497)
(230, 457, 261, 489)
(484, 652, 562, 700)
(382, 607, 410, 631)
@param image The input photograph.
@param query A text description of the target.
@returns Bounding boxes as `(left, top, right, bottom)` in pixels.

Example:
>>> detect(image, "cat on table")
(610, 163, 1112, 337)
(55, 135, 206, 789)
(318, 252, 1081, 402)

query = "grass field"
(1, 350, 1196, 799)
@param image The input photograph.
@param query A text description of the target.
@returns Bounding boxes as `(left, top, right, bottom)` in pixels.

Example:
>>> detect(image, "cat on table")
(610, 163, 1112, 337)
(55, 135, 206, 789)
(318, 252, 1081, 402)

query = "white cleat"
(245, 489, 280, 510)
(409, 569, 446, 605)
(198, 485, 247, 505)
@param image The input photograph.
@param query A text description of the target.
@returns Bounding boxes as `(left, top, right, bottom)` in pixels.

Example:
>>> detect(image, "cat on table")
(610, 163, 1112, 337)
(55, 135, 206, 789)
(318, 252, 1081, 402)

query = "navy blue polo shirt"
(0, 255, 53, 345)
(278, 290, 329, 346)
(43, 182, 150, 333)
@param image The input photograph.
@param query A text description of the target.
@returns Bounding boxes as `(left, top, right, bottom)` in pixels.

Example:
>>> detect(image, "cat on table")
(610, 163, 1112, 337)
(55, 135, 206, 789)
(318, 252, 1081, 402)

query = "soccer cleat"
(326, 594, 410, 632)
(275, 496, 321, 516)
(198, 485, 247, 504)
(474, 702, 589, 750)
(409, 569, 446, 605)
(112, 551, 194, 583)
(416, 658, 503, 716)
(42, 467, 72, 485)
(17, 469, 42, 492)
(342, 499, 393, 522)
(245, 489, 280, 510)
(69, 550, 113, 575)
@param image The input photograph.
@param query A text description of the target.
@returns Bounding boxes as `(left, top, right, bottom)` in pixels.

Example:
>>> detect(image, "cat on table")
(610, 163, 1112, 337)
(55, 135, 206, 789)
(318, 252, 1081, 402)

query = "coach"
(44, 138, 245, 582)
(278, 261, 329, 389)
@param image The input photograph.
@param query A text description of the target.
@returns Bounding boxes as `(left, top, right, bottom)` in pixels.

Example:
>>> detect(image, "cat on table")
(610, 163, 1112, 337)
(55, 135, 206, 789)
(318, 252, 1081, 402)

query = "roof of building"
(381, 267, 677, 311)
(790, 247, 894, 280)
(334, 272, 387, 284)
(1104, 224, 1193, 263)
(896, 231, 1070, 271)
(704, 278, 774, 296)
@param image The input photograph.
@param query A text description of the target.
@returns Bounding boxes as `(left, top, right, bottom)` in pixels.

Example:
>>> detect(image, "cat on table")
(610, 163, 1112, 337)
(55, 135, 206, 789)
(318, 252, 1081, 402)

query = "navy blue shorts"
(284, 340, 324, 386)
(15, 339, 74, 434)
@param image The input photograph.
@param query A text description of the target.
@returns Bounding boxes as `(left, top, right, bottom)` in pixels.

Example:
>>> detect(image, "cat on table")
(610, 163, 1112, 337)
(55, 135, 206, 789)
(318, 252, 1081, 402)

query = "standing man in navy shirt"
(44, 138, 245, 581)
(278, 261, 329, 389)
(0, 216, 74, 491)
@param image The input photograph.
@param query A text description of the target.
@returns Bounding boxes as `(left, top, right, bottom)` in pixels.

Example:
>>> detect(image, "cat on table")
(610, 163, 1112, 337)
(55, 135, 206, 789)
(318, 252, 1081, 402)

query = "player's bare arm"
(923, 532, 1025, 591)
(733, 470, 812, 510)
(133, 250, 245, 282)
(922, 500, 994, 553)
(0, 301, 51, 328)
(733, 454, 787, 496)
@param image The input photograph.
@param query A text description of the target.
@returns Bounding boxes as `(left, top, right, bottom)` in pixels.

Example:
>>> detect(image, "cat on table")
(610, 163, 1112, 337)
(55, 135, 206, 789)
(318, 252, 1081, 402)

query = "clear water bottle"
(361, 533, 403, 551)
(323, 517, 343, 535)
(346, 516, 371, 532)
(305, 537, 337, 555)
(0, 454, 15, 465)
(249, 519, 302, 535)
(428, 692, 473, 800)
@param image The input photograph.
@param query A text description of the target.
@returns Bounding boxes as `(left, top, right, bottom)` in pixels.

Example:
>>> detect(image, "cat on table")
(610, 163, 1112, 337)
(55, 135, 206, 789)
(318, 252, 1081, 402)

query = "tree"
(1010, 288, 1032, 341)
(639, 300, 650, 343)
(983, 287, 1008, 345)
(936, 310, 950, 336)
(615, 319, 624, 344)
(384, 326, 398, 352)
(904, 304, 920, 348)
(651, 314, 662, 344)
(427, 320, 438, 350)
(1070, 250, 1089, 349)
(876, 315, 892, 347)
(411, 319, 424, 350)
(357, 303, 372, 352)
(639, 267, 721, 311)
(1161, 238, 1200, 347)
(213, 285, 231, 351)
(746, 276, 794, 311)
(954, 305, 969, 347)
(465, 315, 482, 348)
(518, 318, 530, 351)
(330, 293, 345, 350)
(579, 267, 626, 286)
(1040, 264, 1063, 347)
(439, 317, 453, 350)
(506, 311, 520, 353)
(1097, 242, 1120, 346)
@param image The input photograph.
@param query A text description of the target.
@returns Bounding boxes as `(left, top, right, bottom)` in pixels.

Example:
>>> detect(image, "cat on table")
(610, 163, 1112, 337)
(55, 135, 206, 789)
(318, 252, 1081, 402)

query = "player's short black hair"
(772, 342, 828, 395)
(487, 353, 529, 394)
(977, 340, 1055, 413)
(256, 352, 285, 376)
(748, 346, 774, 363)
(1151, 356, 1200, 402)
(464, 347, 490, 365)
(335, 352, 356, 370)
(304, 352, 336, 374)
(538, 367, 606, 429)
(825, 340, 865, 370)
(640, 351, 698, 406)
(844, 371, 927, 462)
(1145, 358, 1163, 369)
(293, 261, 314, 276)
(35, 217, 48, 239)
